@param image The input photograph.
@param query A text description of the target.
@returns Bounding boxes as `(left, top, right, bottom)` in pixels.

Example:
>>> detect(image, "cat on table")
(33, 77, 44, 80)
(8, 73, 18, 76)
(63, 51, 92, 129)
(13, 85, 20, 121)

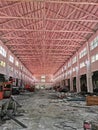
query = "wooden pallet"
(86, 96, 98, 106)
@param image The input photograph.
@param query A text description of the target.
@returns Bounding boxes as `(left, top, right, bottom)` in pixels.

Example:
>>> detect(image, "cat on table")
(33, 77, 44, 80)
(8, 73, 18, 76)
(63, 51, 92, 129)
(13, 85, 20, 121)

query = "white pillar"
(6, 50, 9, 78)
(65, 64, 68, 87)
(86, 42, 93, 92)
(70, 69, 73, 91)
(63, 67, 66, 86)
(76, 52, 81, 92)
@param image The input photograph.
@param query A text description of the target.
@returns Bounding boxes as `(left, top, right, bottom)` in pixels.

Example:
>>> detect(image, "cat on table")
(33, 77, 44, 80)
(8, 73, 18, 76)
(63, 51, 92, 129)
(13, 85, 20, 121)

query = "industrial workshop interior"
(0, 0, 98, 130)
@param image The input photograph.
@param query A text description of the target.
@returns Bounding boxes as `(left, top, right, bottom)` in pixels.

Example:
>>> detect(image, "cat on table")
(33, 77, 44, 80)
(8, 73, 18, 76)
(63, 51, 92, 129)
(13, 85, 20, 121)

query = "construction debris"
(0, 90, 98, 130)
(0, 96, 27, 128)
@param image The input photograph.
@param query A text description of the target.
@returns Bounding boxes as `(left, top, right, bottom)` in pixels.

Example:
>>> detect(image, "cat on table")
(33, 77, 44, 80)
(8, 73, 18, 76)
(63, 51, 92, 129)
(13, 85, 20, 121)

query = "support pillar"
(63, 67, 66, 87)
(76, 68, 81, 92)
(64, 65, 68, 87)
(76, 52, 81, 92)
(6, 50, 9, 79)
(86, 42, 93, 93)
(70, 69, 73, 91)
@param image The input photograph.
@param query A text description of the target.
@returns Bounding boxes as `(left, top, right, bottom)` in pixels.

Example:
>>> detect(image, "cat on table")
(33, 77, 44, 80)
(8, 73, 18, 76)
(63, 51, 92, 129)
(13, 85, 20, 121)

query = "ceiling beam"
(4, 0, 98, 6)
(18, 54, 70, 57)
(19, 57, 69, 60)
(6, 44, 81, 48)
(5, 43, 81, 47)
(1, 36, 86, 41)
(19, 57, 68, 60)
(0, 16, 98, 22)
(21, 59, 66, 61)
(10, 47, 76, 51)
(13, 52, 74, 55)
(13, 53, 42, 55)
(45, 1, 98, 5)
(14, 52, 72, 55)
(0, 28, 93, 33)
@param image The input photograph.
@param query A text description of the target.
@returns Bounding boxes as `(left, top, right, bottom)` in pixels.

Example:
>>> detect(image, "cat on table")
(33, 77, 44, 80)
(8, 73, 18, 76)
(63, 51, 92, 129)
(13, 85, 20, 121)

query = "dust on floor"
(0, 90, 98, 130)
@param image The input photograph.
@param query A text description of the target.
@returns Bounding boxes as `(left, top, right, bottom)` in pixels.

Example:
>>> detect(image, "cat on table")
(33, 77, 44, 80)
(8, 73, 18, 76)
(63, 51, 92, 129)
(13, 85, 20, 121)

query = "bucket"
(83, 121, 92, 130)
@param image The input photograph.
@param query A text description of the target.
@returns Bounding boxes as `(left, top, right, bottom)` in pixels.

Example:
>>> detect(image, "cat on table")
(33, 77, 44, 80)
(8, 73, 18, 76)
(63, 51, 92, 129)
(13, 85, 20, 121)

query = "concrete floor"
(0, 90, 98, 130)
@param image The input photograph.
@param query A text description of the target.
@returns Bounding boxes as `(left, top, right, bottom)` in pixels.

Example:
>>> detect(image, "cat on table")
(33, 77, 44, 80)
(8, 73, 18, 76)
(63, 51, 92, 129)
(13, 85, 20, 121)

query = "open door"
(73, 77, 77, 92)
(92, 71, 98, 92)
(80, 74, 87, 92)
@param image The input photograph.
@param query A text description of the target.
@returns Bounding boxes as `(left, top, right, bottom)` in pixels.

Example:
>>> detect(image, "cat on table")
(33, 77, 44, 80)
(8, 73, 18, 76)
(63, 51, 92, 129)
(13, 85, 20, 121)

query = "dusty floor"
(0, 90, 98, 130)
